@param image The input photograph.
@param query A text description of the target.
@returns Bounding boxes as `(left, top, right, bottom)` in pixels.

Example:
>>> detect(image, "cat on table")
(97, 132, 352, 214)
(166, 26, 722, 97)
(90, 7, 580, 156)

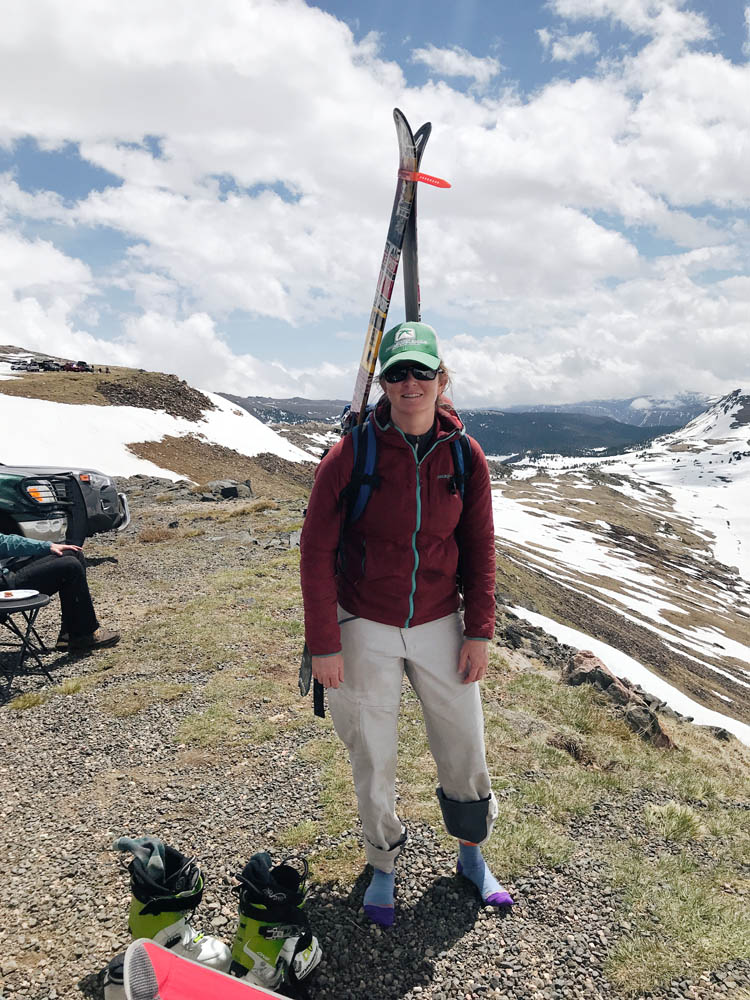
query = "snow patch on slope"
(0, 389, 311, 479)
(511, 607, 750, 746)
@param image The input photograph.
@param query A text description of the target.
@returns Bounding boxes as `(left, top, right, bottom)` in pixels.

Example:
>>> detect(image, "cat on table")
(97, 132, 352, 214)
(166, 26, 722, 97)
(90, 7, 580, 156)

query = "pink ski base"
(123, 939, 287, 999)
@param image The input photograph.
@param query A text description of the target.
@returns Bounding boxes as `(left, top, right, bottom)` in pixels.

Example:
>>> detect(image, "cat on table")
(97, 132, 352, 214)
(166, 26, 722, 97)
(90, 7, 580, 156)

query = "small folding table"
(0, 592, 52, 681)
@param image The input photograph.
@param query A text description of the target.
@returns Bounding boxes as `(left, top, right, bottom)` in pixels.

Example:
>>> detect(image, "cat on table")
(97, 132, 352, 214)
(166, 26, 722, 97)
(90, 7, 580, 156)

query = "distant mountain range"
(221, 394, 347, 424)
(500, 391, 713, 428)
(222, 392, 700, 457)
(460, 410, 678, 457)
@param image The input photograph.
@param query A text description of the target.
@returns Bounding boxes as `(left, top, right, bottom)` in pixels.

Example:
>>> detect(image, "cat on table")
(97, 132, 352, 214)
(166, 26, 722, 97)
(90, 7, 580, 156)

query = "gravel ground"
(0, 483, 748, 1000)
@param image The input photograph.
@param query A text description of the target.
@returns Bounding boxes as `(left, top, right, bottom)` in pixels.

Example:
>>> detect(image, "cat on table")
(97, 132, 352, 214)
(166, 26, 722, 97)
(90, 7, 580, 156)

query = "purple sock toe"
(457, 852, 513, 907)
(364, 903, 394, 927)
(485, 890, 514, 907)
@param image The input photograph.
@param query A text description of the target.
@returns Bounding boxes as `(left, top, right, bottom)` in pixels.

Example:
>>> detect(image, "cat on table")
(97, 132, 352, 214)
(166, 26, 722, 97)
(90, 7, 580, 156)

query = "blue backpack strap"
(450, 431, 472, 500)
(339, 416, 380, 525)
(349, 417, 378, 522)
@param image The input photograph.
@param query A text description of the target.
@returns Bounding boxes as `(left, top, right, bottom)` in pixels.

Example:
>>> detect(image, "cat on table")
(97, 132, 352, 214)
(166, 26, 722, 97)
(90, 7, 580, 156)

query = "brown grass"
(129, 435, 314, 498)
(0, 366, 201, 411)
(138, 526, 175, 543)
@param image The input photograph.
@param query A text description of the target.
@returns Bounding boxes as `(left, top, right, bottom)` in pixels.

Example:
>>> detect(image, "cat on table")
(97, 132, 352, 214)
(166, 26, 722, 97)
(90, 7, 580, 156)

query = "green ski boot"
(115, 836, 231, 973)
(229, 852, 321, 991)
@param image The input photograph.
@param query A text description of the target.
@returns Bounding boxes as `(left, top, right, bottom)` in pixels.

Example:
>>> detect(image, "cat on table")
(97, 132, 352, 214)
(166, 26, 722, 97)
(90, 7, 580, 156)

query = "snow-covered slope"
(515, 389, 750, 578)
(0, 362, 311, 478)
(492, 389, 750, 741)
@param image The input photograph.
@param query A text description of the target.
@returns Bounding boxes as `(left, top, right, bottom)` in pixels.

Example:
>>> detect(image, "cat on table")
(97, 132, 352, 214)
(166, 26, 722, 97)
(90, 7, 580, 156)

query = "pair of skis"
(349, 108, 449, 426)
(304, 109, 448, 717)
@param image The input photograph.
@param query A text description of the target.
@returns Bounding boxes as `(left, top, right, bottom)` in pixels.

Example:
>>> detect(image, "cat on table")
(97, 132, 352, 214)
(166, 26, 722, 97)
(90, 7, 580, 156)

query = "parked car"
(0, 464, 129, 545)
(60, 361, 93, 372)
(40, 360, 62, 372)
(24, 362, 42, 373)
(10, 362, 29, 371)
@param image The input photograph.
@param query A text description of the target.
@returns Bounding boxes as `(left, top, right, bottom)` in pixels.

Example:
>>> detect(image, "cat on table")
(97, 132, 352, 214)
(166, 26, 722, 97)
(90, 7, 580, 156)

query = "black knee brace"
(436, 787, 493, 843)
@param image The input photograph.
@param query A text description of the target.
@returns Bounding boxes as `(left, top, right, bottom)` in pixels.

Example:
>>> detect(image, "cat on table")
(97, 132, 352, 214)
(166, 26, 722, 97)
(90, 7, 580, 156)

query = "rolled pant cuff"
(436, 787, 498, 845)
(364, 828, 407, 874)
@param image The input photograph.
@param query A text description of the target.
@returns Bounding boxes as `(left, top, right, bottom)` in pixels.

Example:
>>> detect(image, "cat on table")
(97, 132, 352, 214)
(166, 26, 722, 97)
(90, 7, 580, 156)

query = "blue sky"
(1, 0, 749, 405)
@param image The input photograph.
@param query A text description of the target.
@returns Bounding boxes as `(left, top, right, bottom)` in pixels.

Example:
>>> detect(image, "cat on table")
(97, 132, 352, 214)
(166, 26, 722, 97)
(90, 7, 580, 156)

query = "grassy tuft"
(644, 801, 704, 842)
(138, 526, 175, 543)
(310, 837, 364, 887)
(249, 500, 278, 513)
(177, 701, 238, 746)
(277, 820, 321, 850)
(7, 691, 48, 710)
(484, 813, 574, 877)
(54, 677, 86, 695)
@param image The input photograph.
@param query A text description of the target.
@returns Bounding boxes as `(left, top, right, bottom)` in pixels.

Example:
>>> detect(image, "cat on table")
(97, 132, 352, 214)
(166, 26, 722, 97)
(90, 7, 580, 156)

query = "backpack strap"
(449, 431, 472, 500)
(451, 431, 473, 597)
(341, 417, 381, 524)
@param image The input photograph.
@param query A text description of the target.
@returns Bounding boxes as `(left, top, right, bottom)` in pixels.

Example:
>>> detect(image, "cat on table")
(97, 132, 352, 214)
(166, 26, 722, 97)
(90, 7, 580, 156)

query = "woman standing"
(300, 321, 513, 926)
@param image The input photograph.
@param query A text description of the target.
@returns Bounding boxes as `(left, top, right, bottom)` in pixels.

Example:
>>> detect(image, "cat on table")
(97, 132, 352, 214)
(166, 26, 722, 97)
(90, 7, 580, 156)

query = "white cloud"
(547, 0, 710, 43)
(744, 5, 750, 57)
(537, 28, 599, 62)
(0, 0, 748, 407)
(411, 44, 501, 87)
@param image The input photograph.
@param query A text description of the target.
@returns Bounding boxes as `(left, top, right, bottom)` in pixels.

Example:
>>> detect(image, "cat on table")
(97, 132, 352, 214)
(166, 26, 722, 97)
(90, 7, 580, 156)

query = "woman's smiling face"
(382, 365, 446, 432)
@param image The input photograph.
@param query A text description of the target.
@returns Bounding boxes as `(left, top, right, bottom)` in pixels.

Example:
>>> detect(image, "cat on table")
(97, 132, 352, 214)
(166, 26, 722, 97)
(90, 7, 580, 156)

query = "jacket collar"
(373, 398, 464, 441)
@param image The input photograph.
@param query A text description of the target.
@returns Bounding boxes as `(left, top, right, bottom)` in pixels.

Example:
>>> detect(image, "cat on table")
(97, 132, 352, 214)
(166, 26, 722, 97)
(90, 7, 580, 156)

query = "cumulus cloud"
(0, 0, 748, 406)
(411, 44, 501, 87)
(537, 28, 599, 62)
(547, 0, 711, 43)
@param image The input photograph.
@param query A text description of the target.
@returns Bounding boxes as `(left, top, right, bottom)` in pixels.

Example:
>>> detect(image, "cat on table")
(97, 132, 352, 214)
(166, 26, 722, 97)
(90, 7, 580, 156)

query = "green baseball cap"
(378, 321, 441, 375)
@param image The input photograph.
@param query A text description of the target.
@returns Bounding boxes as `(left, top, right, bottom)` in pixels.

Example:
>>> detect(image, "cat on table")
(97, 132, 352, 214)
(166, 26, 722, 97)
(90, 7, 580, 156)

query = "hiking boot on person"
(69, 628, 120, 650)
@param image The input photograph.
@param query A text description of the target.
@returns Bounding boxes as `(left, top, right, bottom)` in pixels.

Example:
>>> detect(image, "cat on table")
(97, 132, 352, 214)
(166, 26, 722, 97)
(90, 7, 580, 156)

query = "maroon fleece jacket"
(300, 401, 496, 655)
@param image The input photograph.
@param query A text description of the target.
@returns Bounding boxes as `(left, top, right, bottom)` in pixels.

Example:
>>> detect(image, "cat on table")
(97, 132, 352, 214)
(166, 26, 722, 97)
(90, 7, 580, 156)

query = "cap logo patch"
(394, 328, 416, 344)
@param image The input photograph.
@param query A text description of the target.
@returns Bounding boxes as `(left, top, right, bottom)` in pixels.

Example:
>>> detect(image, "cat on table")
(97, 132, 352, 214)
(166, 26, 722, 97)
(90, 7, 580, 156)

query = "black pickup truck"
(0, 464, 129, 545)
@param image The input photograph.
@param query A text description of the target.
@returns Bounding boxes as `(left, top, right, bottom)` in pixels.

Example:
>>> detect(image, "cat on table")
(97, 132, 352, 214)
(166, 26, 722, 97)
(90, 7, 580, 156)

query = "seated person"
(0, 533, 119, 651)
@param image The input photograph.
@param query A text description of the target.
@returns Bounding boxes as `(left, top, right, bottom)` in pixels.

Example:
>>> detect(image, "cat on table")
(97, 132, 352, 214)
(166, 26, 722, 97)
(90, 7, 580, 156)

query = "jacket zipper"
(394, 427, 459, 628)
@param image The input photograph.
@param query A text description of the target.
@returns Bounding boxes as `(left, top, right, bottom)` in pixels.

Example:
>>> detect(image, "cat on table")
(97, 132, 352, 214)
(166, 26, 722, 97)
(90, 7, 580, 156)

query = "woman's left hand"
(457, 639, 489, 684)
(50, 543, 83, 557)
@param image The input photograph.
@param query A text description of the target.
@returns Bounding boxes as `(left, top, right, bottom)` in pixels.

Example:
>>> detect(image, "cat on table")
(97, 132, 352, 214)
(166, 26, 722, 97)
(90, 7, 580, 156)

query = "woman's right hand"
(312, 652, 345, 689)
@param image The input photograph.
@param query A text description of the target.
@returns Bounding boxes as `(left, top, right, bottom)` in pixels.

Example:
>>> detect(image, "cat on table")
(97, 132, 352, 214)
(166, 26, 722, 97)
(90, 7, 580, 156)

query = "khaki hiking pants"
(328, 608, 497, 873)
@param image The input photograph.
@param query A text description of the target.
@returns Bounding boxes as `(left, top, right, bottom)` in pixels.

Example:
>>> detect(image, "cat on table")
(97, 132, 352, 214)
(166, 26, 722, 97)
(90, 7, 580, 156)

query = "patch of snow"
(711, 690, 733, 704)
(509, 606, 750, 746)
(0, 390, 311, 479)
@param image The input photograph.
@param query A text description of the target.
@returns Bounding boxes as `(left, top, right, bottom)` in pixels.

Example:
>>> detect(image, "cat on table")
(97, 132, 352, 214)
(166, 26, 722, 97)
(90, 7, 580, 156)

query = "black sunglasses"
(383, 365, 442, 384)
